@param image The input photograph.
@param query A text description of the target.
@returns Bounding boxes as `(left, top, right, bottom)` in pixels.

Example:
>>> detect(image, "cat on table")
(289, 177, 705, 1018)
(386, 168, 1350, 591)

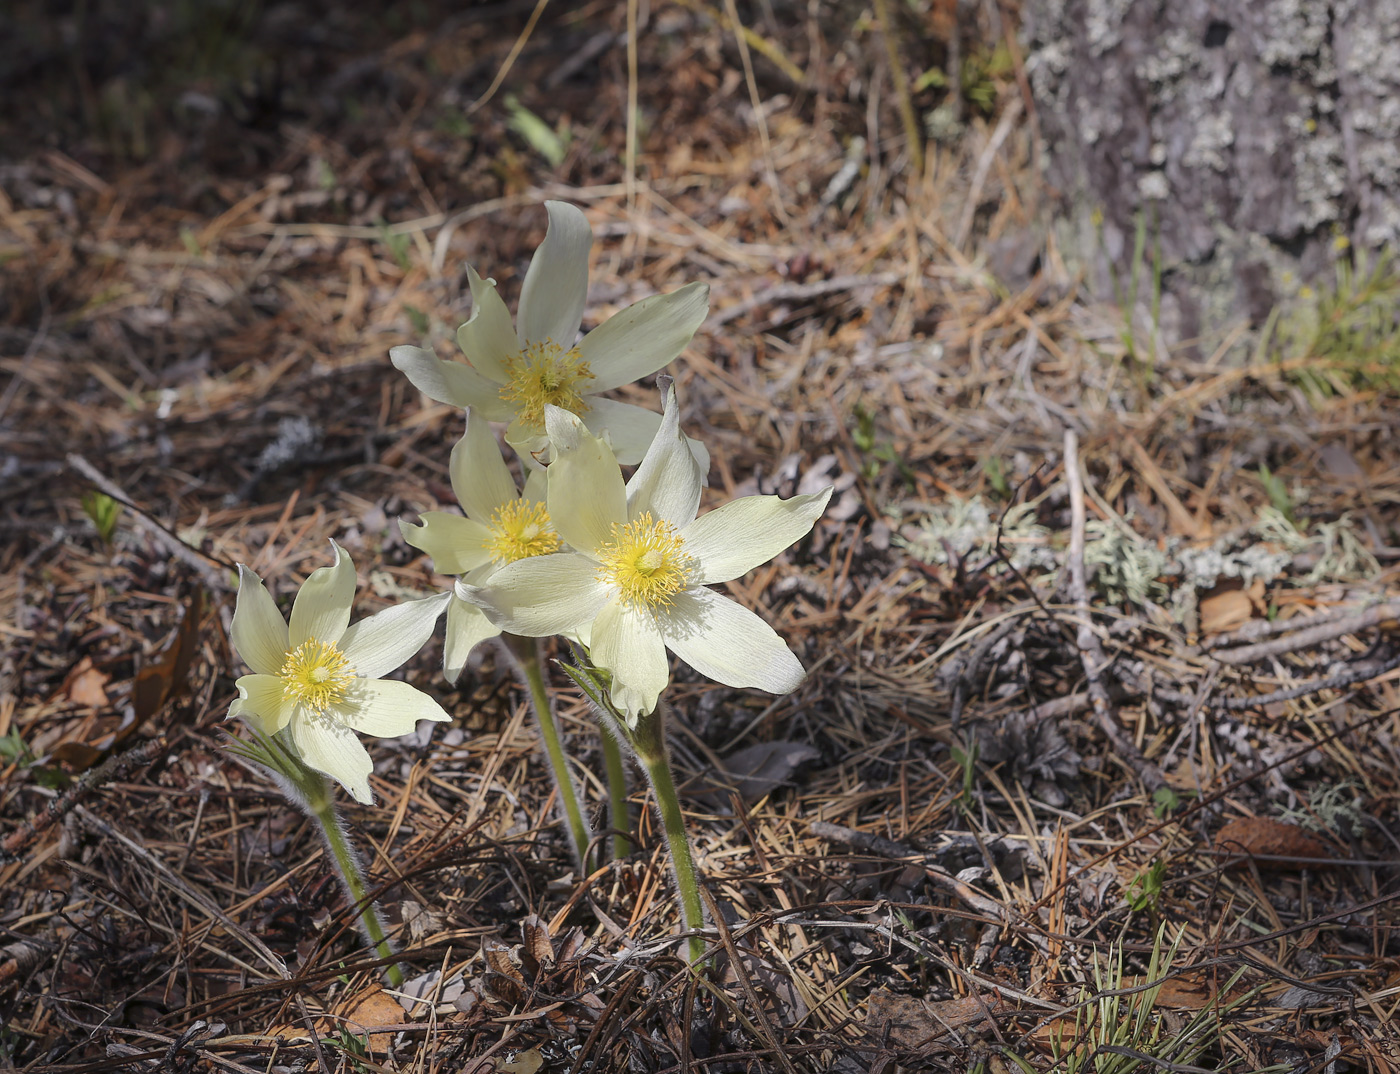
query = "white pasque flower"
(461, 387, 833, 723)
(399, 407, 564, 683)
(390, 200, 709, 465)
(228, 541, 452, 804)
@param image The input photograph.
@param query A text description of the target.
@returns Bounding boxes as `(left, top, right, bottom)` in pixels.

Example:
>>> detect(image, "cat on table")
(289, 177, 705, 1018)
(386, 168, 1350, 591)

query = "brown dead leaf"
(65, 658, 110, 708)
(1215, 817, 1334, 869)
(1120, 970, 1253, 1009)
(338, 987, 408, 1054)
(1199, 578, 1267, 636)
(867, 990, 1006, 1048)
(693, 740, 822, 804)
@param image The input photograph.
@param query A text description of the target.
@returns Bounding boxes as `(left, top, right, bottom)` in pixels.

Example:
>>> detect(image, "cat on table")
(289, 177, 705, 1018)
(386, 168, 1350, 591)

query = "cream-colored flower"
(460, 388, 832, 723)
(399, 407, 565, 683)
(228, 541, 451, 804)
(390, 201, 709, 465)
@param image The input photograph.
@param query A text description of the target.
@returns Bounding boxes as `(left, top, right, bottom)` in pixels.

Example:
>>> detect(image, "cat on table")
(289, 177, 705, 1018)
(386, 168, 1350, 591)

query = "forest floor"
(3, 2, 1400, 1072)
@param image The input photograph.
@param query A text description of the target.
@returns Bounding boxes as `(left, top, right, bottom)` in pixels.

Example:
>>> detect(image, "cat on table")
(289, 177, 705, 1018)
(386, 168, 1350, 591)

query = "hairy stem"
(304, 776, 403, 988)
(505, 633, 594, 872)
(600, 726, 632, 860)
(633, 704, 706, 965)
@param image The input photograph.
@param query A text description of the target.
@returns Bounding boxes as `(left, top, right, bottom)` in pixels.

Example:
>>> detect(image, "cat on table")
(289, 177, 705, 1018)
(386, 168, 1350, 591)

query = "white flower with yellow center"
(460, 387, 833, 723)
(399, 407, 566, 683)
(390, 200, 710, 465)
(228, 541, 452, 804)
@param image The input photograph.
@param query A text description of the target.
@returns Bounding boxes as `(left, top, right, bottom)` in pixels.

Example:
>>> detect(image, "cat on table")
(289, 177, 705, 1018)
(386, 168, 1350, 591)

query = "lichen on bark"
(1023, 0, 1400, 346)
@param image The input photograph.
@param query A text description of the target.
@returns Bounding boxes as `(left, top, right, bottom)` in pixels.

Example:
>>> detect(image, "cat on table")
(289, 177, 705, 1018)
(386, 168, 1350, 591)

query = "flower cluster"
(223, 201, 831, 965)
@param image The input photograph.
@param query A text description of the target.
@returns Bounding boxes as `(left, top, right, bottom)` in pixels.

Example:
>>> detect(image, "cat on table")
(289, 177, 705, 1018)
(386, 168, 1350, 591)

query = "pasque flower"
(228, 541, 451, 804)
(391, 201, 709, 465)
(399, 407, 564, 683)
(459, 387, 832, 723)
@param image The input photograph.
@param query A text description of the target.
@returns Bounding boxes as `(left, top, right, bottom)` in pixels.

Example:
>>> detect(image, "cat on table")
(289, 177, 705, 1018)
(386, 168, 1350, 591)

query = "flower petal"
(582, 395, 709, 469)
(463, 554, 610, 637)
(444, 594, 502, 683)
(456, 267, 519, 383)
(289, 540, 358, 646)
(684, 487, 832, 584)
(339, 678, 451, 737)
(390, 345, 513, 419)
(291, 711, 375, 804)
(517, 201, 592, 348)
(661, 587, 806, 694)
(592, 598, 669, 722)
(579, 281, 710, 391)
(449, 408, 520, 521)
(231, 565, 289, 676)
(399, 514, 493, 576)
(544, 406, 626, 555)
(339, 591, 451, 679)
(503, 417, 550, 467)
(625, 383, 703, 528)
(232, 674, 293, 734)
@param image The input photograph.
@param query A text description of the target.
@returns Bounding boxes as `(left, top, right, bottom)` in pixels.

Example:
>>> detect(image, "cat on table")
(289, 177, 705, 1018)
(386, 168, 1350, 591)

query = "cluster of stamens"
(500, 341, 593, 431)
(596, 513, 694, 610)
(485, 500, 562, 564)
(279, 639, 355, 715)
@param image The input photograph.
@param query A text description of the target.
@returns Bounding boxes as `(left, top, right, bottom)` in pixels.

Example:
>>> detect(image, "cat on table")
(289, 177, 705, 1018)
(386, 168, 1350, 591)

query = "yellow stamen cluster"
(500, 340, 593, 432)
(279, 639, 355, 715)
(486, 499, 562, 564)
(597, 513, 694, 610)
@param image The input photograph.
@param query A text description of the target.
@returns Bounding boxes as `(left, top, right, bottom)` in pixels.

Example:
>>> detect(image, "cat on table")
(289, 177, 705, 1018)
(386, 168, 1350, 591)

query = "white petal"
(544, 406, 626, 555)
(390, 345, 514, 419)
(521, 466, 548, 503)
(503, 417, 550, 468)
(231, 565, 289, 676)
(449, 408, 519, 521)
(518, 201, 592, 348)
(581, 396, 709, 469)
(233, 674, 293, 734)
(662, 588, 806, 694)
(592, 599, 669, 722)
(291, 712, 375, 804)
(339, 591, 451, 679)
(444, 594, 502, 683)
(339, 678, 451, 737)
(399, 514, 493, 576)
(579, 282, 710, 391)
(464, 554, 610, 637)
(456, 267, 519, 383)
(685, 488, 832, 584)
(625, 383, 703, 528)
(289, 540, 357, 646)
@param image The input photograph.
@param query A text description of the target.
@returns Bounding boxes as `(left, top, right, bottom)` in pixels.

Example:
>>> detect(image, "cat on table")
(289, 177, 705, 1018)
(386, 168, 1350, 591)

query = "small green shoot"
(1256, 463, 1295, 524)
(179, 226, 202, 259)
(505, 95, 569, 168)
(982, 455, 1011, 499)
(850, 403, 915, 487)
(377, 219, 413, 272)
(82, 490, 123, 545)
(950, 738, 978, 810)
(1151, 785, 1192, 818)
(1124, 859, 1167, 913)
(0, 729, 34, 766)
(403, 304, 430, 336)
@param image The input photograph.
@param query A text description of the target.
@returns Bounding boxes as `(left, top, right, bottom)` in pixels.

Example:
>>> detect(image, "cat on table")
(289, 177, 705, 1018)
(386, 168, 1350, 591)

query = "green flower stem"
(303, 774, 403, 988)
(505, 633, 594, 872)
(600, 727, 632, 860)
(633, 704, 706, 965)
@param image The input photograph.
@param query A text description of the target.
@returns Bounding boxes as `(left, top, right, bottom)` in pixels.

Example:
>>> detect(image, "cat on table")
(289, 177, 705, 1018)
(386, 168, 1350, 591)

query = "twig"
(0, 736, 166, 861)
(1210, 602, 1400, 665)
(954, 95, 1023, 249)
(1221, 650, 1400, 710)
(1063, 430, 1165, 792)
(710, 272, 903, 327)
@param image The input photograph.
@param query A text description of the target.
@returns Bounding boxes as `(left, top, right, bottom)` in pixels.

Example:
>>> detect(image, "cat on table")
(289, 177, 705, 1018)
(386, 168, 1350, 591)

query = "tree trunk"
(1023, 0, 1400, 345)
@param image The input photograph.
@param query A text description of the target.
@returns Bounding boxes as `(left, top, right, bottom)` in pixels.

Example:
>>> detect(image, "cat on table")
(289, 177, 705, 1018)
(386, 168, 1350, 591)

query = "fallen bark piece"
(1214, 817, 1335, 869)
